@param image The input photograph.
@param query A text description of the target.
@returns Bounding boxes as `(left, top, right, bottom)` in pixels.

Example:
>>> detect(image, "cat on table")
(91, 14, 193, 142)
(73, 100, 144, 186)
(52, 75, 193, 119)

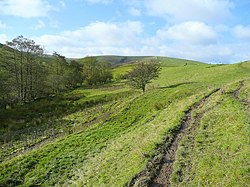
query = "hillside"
(0, 59, 249, 186)
(78, 55, 203, 66)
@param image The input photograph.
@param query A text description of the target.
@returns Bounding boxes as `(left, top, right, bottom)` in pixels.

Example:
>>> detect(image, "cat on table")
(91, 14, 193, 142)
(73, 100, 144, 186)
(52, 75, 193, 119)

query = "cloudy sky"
(0, 0, 250, 63)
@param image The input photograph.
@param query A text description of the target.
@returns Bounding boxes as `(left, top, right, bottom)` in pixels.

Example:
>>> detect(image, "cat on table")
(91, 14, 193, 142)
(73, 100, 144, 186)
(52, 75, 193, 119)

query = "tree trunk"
(30, 62, 33, 100)
(13, 54, 20, 99)
(142, 85, 146, 93)
(20, 52, 24, 102)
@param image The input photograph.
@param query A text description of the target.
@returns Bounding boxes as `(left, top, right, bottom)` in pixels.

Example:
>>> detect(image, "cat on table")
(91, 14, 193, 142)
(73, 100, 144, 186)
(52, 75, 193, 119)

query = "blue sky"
(0, 0, 250, 63)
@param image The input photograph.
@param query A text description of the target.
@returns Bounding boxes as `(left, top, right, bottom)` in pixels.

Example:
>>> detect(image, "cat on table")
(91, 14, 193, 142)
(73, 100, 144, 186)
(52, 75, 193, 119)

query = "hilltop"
(0, 44, 203, 67)
(78, 55, 204, 66)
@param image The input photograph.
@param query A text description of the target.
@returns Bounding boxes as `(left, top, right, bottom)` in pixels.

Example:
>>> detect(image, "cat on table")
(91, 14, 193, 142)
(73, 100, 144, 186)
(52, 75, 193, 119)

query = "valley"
(0, 57, 249, 186)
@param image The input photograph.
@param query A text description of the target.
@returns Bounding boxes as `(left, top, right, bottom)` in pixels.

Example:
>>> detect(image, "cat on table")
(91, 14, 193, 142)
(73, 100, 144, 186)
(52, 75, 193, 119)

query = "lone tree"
(126, 60, 161, 92)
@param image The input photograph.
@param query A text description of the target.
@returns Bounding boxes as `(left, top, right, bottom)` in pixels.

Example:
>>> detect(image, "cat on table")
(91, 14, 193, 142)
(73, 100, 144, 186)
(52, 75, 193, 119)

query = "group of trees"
(0, 36, 112, 108)
(44, 52, 84, 94)
(0, 36, 46, 104)
(82, 57, 112, 85)
(0, 36, 161, 108)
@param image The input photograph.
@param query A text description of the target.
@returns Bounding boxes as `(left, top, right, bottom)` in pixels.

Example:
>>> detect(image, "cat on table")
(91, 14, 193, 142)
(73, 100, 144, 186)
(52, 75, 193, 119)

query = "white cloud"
(85, 0, 112, 4)
(233, 25, 250, 40)
(35, 21, 144, 57)
(31, 19, 249, 64)
(0, 34, 8, 43)
(156, 21, 218, 45)
(0, 0, 53, 18)
(128, 7, 142, 16)
(164, 44, 233, 63)
(145, 0, 233, 24)
(139, 42, 241, 64)
(35, 20, 46, 30)
(0, 20, 7, 29)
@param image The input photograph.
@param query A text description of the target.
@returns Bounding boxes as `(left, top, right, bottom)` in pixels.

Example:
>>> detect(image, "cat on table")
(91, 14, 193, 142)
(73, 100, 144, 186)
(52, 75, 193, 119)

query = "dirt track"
(128, 81, 248, 187)
(128, 88, 221, 187)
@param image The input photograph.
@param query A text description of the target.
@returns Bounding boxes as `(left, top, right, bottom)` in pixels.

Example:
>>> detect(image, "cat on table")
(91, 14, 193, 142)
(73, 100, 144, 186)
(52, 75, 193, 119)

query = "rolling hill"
(0, 57, 249, 186)
(78, 55, 204, 66)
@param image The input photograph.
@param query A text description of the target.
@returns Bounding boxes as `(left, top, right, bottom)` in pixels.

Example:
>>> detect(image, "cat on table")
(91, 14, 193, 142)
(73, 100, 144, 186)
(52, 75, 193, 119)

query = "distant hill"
(0, 43, 211, 67)
(96, 55, 152, 65)
(0, 44, 206, 67)
(157, 56, 205, 66)
(78, 55, 205, 67)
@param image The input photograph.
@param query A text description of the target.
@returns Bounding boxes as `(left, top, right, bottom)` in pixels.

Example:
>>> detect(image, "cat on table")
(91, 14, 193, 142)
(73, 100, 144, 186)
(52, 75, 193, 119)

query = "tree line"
(0, 36, 112, 108)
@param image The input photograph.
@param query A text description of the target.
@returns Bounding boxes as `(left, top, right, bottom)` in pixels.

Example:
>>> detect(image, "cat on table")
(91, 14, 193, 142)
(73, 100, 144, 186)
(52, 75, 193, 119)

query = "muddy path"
(128, 88, 221, 187)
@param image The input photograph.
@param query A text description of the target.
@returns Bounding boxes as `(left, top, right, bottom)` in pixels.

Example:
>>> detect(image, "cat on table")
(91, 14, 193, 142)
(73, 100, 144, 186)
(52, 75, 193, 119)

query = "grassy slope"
(171, 81, 250, 186)
(96, 56, 152, 65)
(111, 56, 203, 80)
(0, 59, 249, 186)
(77, 55, 150, 65)
(0, 85, 134, 161)
(78, 55, 203, 66)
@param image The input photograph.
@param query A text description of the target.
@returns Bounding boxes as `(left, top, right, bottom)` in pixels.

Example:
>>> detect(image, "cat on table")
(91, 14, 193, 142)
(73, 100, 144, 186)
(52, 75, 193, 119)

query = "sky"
(0, 0, 250, 63)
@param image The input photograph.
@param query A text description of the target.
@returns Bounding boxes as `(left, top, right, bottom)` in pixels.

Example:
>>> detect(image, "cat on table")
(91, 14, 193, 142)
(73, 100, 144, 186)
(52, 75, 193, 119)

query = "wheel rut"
(231, 80, 249, 106)
(127, 88, 221, 187)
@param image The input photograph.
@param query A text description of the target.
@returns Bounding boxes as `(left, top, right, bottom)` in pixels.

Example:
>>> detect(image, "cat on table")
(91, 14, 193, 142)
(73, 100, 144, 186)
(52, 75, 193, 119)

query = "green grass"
(0, 84, 135, 162)
(159, 56, 203, 67)
(78, 55, 153, 65)
(78, 55, 204, 66)
(155, 62, 250, 87)
(0, 83, 211, 186)
(171, 81, 250, 186)
(111, 64, 134, 80)
(0, 59, 249, 186)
